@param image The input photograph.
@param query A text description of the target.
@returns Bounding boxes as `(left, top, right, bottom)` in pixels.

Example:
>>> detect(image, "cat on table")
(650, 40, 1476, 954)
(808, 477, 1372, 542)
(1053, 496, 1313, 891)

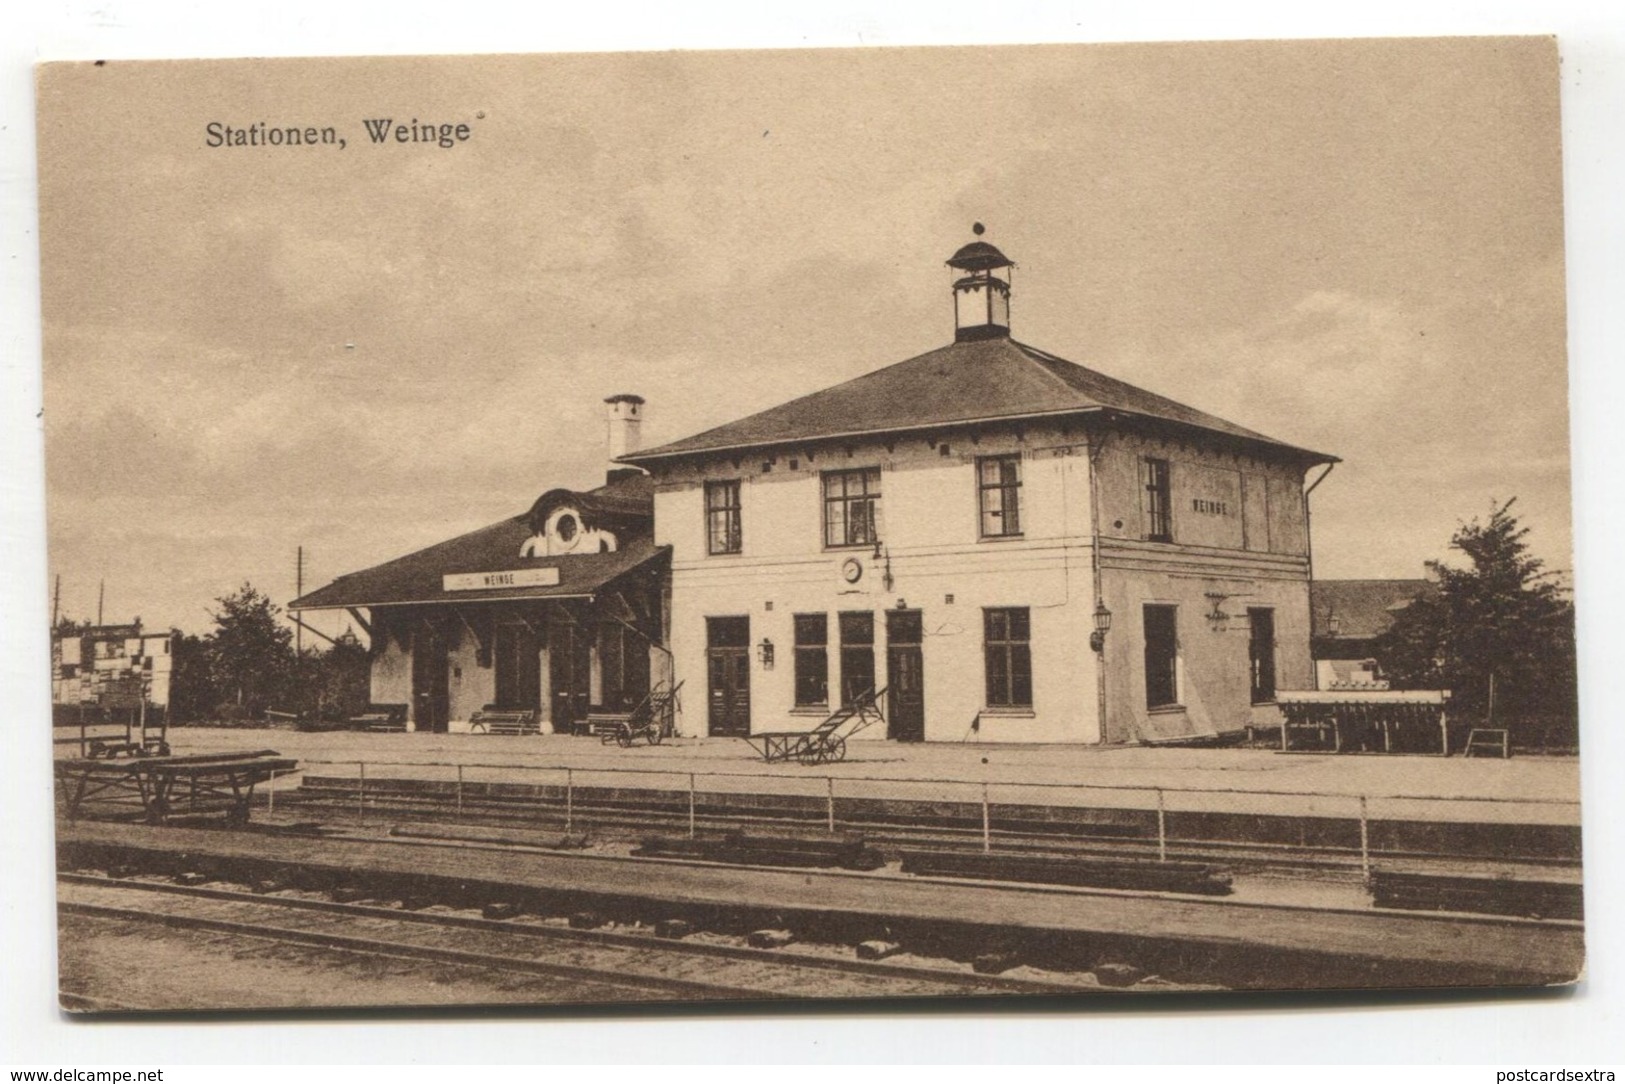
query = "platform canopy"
(289, 525, 669, 611)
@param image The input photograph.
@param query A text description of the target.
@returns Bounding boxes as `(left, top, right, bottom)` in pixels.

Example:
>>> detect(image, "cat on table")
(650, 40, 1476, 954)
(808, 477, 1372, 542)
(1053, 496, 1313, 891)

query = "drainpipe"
(1302, 461, 1336, 690)
(1086, 425, 1113, 743)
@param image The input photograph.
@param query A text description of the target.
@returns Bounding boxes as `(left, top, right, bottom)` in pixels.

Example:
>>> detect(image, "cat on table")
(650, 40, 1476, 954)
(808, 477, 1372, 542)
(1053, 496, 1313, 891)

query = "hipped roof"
(622, 337, 1336, 465)
(1310, 579, 1437, 641)
(291, 474, 661, 611)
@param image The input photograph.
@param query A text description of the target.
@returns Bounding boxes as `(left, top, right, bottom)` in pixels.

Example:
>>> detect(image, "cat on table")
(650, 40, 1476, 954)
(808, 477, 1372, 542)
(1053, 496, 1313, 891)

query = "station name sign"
(442, 568, 562, 592)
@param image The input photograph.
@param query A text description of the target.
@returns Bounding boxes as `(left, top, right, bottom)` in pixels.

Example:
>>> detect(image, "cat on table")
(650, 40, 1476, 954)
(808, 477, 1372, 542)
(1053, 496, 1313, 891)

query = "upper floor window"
(978, 455, 1023, 537)
(1143, 457, 1172, 542)
(705, 480, 742, 555)
(823, 468, 882, 548)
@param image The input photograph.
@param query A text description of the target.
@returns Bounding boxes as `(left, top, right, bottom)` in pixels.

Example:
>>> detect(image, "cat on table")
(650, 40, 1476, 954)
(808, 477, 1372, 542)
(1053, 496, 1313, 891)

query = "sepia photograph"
(29, 32, 1588, 1022)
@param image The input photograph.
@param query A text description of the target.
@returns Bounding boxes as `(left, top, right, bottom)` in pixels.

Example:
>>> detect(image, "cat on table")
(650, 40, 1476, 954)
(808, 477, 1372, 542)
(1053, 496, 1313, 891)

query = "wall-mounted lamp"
(757, 637, 775, 669)
(1089, 599, 1113, 653)
(1205, 593, 1231, 631)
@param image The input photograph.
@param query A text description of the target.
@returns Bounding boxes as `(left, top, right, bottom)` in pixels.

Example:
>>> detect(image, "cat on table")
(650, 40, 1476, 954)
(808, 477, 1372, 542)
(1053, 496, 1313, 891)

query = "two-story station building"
(619, 235, 1337, 744)
(293, 233, 1336, 745)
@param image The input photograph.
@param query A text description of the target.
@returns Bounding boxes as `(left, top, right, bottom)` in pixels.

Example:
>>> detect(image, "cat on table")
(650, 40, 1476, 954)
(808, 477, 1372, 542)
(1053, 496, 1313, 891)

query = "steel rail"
(57, 873, 1102, 997)
(58, 899, 794, 1003)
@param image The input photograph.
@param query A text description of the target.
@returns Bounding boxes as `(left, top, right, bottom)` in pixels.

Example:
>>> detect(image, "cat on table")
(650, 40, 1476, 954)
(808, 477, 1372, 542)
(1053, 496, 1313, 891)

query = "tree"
(167, 629, 215, 723)
(204, 582, 296, 715)
(1372, 499, 1577, 745)
(311, 629, 372, 720)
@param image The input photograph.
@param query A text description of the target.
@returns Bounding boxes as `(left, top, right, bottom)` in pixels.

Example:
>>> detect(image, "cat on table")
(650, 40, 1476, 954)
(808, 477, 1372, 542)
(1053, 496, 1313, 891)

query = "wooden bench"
(1276, 690, 1451, 755)
(469, 708, 540, 735)
(348, 703, 409, 733)
(1463, 727, 1511, 758)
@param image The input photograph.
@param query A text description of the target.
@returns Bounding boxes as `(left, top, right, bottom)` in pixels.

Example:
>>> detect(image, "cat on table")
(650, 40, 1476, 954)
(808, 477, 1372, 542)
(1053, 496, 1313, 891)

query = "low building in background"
(1309, 579, 1437, 690)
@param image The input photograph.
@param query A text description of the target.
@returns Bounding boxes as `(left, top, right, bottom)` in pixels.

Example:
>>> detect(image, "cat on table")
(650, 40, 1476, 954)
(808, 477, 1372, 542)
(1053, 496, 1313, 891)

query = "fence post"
(827, 777, 836, 835)
(1359, 794, 1371, 885)
(981, 782, 991, 853)
(456, 764, 464, 816)
(1156, 788, 1168, 863)
(688, 773, 697, 839)
(357, 761, 366, 822)
(565, 768, 574, 835)
(267, 770, 276, 816)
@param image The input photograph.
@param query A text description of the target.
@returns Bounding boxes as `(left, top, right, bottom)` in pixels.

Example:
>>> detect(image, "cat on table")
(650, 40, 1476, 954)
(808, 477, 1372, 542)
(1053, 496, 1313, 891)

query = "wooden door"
(549, 621, 591, 731)
(493, 622, 540, 711)
(886, 609, 925, 741)
(410, 619, 450, 733)
(706, 616, 751, 737)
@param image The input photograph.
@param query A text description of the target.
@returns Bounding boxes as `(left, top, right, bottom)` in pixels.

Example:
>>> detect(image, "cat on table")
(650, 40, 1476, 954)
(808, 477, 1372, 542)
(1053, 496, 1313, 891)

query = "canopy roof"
(291, 474, 660, 611)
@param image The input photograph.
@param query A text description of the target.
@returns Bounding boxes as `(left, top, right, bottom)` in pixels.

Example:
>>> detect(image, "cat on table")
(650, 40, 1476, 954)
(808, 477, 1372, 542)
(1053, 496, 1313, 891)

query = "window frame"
(977, 454, 1023, 538)
(821, 467, 883, 549)
(792, 613, 830, 709)
(837, 610, 877, 705)
(1143, 603, 1181, 710)
(704, 479, 743, 556)
(982, 607, 1034, 710)
(1143, 457, 1172, 543)
(1248, 607, 1277, 705)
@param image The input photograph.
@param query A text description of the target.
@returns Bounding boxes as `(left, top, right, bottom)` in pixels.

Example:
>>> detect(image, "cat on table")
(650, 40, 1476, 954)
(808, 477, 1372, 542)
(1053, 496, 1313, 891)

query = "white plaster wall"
(370, 631, 412, 719)
(1094, 430, 1310, 557)
(656, 426, 1103, 742)
(445, 624, 494, 727)
(1097, 555, 1312, 742)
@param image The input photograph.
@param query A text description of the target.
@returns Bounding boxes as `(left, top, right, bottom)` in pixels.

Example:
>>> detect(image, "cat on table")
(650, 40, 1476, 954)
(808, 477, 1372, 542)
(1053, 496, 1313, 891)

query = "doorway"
(492, 621, 541, 711)
(886, 609, 925, 742)
(706, 615, 751, 737)
(548, 618, 591, 732)
(410, 618, 450, 733)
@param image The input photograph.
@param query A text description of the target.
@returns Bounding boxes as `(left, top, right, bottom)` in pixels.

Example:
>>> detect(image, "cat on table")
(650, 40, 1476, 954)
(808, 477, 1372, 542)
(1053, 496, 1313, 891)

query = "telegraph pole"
(97, 580, 104, 626)
(52, 575, 61, 628)
(296, 546, 304, 658)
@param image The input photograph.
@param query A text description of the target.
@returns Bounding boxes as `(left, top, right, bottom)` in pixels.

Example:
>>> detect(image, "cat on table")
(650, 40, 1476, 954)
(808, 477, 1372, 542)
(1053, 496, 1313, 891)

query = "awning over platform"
(290, 526, 669, 611)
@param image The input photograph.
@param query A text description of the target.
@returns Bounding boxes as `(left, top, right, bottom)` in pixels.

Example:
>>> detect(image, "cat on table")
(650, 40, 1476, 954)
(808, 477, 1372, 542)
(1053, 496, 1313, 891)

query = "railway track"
(271, 783, 1577, 882)
(57, 872, 1112, 1005)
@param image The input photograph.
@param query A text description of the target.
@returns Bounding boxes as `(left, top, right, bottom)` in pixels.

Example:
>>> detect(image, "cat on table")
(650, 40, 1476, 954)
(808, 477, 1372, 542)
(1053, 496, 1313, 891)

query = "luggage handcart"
(743, 687, 886, 765)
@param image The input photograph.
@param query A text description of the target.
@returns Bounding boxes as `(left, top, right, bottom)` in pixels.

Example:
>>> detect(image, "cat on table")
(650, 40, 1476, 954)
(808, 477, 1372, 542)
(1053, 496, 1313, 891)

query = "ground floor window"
(1248, 607, 1276, 704)
(793, 613, 829, 707)
(983, 607, 1032, 709)
(1144, 604, 1180, 709)
(838, 611, 875, 705)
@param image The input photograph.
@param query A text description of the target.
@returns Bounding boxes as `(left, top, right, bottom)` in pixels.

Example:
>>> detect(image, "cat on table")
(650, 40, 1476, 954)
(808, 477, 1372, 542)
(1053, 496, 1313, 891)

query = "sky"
(36, 38, 1570, 637)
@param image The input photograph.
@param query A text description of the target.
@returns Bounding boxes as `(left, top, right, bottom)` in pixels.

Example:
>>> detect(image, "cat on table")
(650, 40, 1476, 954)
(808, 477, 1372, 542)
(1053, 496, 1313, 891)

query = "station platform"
(155, 726, 1582, 828)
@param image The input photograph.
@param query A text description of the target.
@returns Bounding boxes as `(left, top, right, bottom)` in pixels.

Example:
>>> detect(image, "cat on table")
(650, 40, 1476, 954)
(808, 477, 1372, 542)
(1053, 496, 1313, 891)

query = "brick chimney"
(604, 393, 645, 484)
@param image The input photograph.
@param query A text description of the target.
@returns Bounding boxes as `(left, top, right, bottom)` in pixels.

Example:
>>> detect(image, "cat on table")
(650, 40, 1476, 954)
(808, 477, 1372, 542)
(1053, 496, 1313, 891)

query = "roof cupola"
(947, 223, 1013, 342)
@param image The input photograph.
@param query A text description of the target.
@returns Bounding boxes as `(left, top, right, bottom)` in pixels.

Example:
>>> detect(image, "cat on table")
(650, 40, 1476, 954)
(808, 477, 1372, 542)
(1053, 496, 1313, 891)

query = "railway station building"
(293, 233, 1336, 745)
(619, 235, 1338, 744)
(290, 399, 671, 734)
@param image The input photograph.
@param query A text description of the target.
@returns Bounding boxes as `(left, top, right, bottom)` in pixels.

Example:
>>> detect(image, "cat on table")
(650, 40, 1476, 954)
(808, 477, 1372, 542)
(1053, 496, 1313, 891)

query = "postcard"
(37, 37, 1581, 1012)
